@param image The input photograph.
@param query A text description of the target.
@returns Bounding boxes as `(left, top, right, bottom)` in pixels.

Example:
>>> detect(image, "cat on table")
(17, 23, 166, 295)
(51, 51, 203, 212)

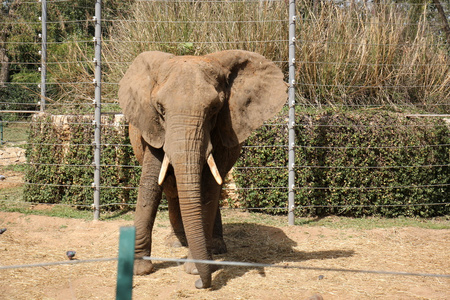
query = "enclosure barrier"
(0, 0, 449, 221)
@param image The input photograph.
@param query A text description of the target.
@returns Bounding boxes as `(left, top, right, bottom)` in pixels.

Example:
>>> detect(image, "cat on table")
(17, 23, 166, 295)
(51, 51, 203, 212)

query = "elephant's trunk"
(166, 116, 213, 288)
(175, 162, 211, 288)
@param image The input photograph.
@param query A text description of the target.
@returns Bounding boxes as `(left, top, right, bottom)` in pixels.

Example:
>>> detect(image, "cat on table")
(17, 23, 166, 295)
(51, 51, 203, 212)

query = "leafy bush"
(234, 109, 450, 217)
(24, 110, 449, 217)
(24, 114, 140, 209)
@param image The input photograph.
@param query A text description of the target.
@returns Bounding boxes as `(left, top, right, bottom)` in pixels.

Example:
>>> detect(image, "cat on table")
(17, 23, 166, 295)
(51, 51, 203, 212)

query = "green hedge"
(234, 109, 450, 217)
(24, 114, 140, 209)
(24, 110, 449, 217)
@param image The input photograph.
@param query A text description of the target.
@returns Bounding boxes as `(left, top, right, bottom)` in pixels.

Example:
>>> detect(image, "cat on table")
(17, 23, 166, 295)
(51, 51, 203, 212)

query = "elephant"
(118, 50, 287, 289)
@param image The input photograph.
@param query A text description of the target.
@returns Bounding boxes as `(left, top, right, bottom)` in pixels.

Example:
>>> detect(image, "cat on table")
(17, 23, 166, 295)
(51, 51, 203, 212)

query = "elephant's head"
(118, 50, 287, 288)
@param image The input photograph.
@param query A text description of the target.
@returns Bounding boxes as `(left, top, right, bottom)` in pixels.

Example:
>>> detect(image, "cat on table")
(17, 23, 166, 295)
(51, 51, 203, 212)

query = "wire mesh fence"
(0, 0, 449, 221)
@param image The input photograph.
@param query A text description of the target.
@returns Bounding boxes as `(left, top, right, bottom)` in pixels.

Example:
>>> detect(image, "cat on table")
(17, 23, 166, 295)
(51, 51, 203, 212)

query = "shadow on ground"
(153, 222, 354, 290)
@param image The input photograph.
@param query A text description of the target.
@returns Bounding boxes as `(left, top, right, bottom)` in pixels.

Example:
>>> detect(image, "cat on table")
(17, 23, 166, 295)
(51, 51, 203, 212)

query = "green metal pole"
(116, 226, 135, 300)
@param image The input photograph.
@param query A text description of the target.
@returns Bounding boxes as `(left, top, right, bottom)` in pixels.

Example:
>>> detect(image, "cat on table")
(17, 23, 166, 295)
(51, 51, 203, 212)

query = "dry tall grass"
(102, 0, 289, 104)
(57, 0, 449, 112)
(295, 1, 450, 109)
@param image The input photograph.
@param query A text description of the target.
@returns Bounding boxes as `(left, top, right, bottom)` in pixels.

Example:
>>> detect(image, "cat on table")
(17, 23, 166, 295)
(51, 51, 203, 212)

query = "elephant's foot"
(134, 258, 155, 275)
(164, 232, 226, 255)
(185, 262, 220, 275)
(211, 237, 227, 254)
(184, 255, 220, 275)
(165, 231, 188, 248)
(195, 277, 211, 289)
(184, 260, 199, 275)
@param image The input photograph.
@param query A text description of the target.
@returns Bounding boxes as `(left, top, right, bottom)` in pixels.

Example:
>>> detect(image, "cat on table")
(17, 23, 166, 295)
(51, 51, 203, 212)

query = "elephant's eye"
(157, 103, 165, 118)
(210, 103, 221, 115)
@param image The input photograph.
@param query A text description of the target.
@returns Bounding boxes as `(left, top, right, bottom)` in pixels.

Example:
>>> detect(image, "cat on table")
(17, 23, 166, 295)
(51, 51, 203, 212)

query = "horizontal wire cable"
(296, 38, 448, 48)
(295, 82, 450, 89)
(4, 81, 94, 85)
(17, 142, 450, 149)
(235, 164, 450, 169)
(0, 258, 118, 270)
(0, 198, 447, 211)
(294, 144, 450, 149)
(3, 117, 450, 129)
(11, 0, 443, 8)
(293, 183, 450, 191)
(17, 161, 447, 170)
(219, 202, 450, 210)
(13, 181, 448, 191)
(9, 58, 449, 68)
(133, 0, 287, 3)
(130, 0, 438, 6)
(101, 39, 289, 44)
(2, 15, 444, 28)
(102, 19, 288, 24)
(293, 202, 450, 209)
(241, 144, 450, 149)
(1, 255, 448, 279)
(0, 199, 97, 208)
(142, 256, 450, 278)
(296, 60, 450, 68)
(295, 103, 450, 107)
(3, 80, 448, 89)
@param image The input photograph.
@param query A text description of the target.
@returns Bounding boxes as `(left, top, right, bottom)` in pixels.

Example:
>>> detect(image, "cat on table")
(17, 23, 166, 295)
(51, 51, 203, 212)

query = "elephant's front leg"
(133, 146, 163, 275)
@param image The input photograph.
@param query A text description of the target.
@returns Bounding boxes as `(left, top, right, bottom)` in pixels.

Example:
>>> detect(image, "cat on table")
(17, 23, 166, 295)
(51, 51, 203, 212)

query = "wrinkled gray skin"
(118, 50, 287, 289)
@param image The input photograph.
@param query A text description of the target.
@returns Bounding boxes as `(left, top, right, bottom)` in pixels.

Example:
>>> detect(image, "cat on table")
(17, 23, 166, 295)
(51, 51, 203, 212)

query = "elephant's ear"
(118, 51, 174, 148)
(207, 50, 287, 147)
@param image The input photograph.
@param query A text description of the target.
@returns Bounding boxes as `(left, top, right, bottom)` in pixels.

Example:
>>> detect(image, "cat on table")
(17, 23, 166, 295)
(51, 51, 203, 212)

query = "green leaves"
(24, 114, 140, 209)
(24, 110, 449, 217)
(233, 109, 450, 217)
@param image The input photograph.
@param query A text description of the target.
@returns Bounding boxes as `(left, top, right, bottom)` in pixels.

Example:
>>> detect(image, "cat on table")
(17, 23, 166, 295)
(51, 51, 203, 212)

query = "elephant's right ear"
(119, 51, 174, 148)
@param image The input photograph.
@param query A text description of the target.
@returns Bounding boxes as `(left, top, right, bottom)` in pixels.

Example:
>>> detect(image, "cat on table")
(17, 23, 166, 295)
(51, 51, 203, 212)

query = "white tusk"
(158, 155, 170, 185)
(207, 154, 223, 185)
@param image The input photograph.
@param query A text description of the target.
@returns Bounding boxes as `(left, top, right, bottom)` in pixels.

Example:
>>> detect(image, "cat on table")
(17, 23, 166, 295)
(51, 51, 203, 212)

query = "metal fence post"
(40, 0, 47, 111)
(93, 0, 102, 220)
(288, 0, 296, 225)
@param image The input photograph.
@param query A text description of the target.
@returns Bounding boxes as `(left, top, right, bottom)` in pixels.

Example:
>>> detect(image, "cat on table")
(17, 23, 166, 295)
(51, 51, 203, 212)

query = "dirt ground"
(0, 146, 26, 166)
(0, 210, 449, 300)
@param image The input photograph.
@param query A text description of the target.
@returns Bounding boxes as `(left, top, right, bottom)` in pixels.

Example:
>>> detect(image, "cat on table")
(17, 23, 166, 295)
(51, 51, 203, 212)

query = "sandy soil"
(0, 210, 449, 300)
(0, 146, 26, 166)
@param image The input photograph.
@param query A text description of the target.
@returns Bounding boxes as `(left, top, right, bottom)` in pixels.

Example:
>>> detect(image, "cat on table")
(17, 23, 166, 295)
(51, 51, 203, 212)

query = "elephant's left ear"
(206, 50, 287, 147)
